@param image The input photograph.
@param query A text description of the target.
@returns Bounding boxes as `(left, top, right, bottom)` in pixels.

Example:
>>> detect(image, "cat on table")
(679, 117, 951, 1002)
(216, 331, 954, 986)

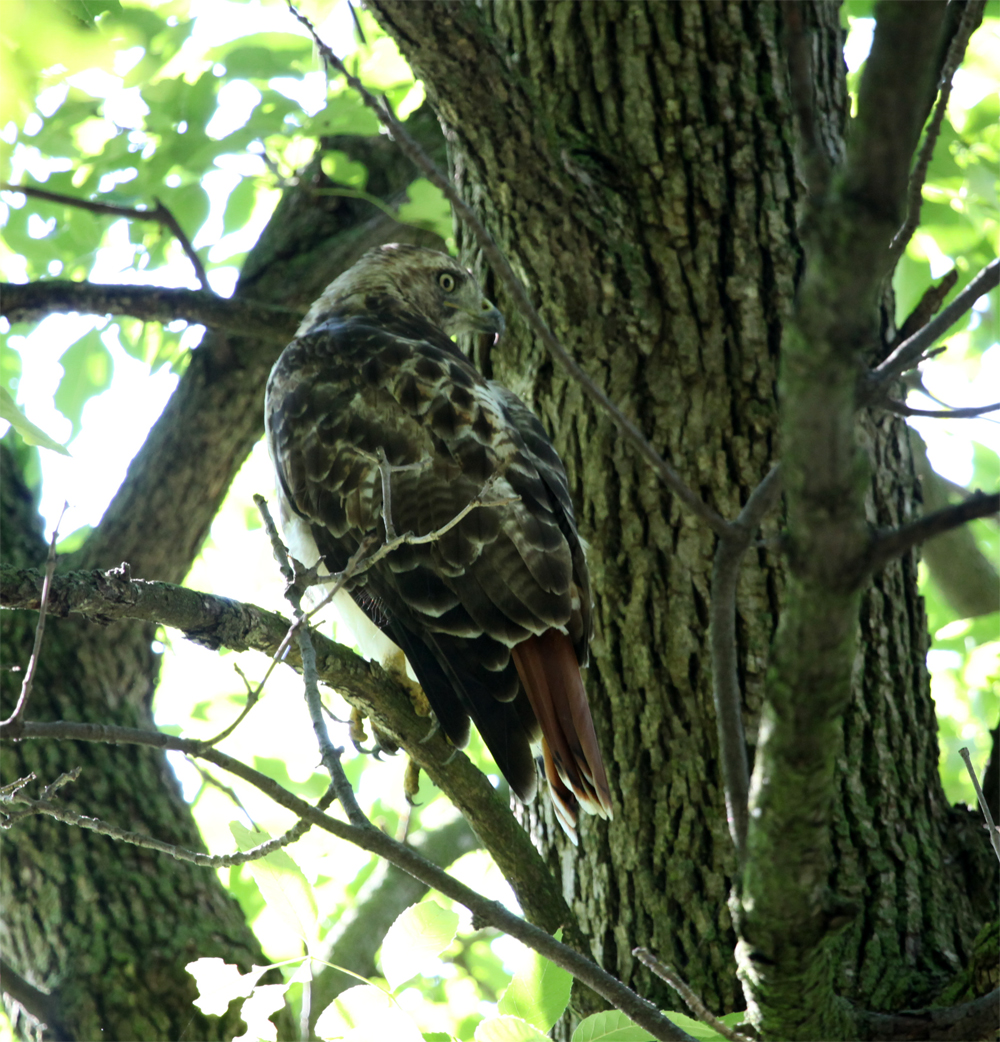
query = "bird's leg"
(404, 760, 422, 806)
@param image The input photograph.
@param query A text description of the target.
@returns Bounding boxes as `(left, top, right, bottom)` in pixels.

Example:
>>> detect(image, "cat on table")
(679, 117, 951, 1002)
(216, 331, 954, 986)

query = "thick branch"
(1, 281, 298, 343)
(0, 956, 72, 1042)
(5, 719, 695, 1042)
(0, 562, 571, 932)
(854, 988, 1000, 1042)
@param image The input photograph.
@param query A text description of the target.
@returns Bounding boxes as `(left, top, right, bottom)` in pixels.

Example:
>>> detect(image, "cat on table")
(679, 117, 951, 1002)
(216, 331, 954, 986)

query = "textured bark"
(1, 116, 448, 1041)
(368, 0, 997, 1028)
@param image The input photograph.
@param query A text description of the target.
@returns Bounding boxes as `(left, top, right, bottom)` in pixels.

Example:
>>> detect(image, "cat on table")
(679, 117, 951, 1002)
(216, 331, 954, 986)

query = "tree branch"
(887, 0, 986, 264)
(0, 956, 73, 1042)
(0, 562, 572, 932)
(1, 280, 299, 343)
(854, 987, 999, 1042)
(710, 466, 783, 865)
(1, 182, 212, 290)
(885, 399, 1000, 419)
(864, 492, 1000, 579)
(865, 259, 1000, 397)
(5, 718, 696, 1042)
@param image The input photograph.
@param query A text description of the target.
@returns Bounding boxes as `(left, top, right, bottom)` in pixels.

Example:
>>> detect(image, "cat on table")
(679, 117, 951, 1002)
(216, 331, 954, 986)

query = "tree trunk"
(368, 0, 996, 1022)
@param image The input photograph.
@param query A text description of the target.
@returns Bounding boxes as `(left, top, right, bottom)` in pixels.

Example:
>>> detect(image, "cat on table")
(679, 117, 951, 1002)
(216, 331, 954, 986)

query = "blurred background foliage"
(1, 1, 997, 1038)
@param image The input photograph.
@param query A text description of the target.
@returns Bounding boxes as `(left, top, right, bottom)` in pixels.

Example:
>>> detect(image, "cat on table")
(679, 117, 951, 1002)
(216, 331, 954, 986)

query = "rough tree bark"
(367, 0, 997, 1026)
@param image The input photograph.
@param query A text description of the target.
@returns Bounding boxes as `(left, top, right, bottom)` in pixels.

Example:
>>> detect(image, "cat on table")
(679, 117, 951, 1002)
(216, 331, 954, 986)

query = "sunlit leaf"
(380, 900, 459, 991)
(0, 388, 70, 455)
(474, 1015, 550, 1042)
(571, 1010, 656, 1041)
(230, 821, 317, 945)
(53, 326, 113, 438)
(496, 940, 572, 1031)
(314, 984, 423, 1042)
(232, 982, 290, 1042)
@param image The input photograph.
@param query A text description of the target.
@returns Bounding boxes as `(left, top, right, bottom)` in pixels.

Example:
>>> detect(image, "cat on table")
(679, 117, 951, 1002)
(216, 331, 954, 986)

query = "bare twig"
(866, 259, 999, 397)
(887, 1, 986, 264)
(2, 777, 337, 868)
(8, 718, 695, 1042)
(284, 1, 730, 537)
(864, 491, 1000, 578)
(885, 400, 1000, 419)
(710, 467, 783, 864)
(633, 948, 752, 1042)
(958, 746, 1000, 863)
(1, 182, 212, 291)
(0, 505, 65, 732)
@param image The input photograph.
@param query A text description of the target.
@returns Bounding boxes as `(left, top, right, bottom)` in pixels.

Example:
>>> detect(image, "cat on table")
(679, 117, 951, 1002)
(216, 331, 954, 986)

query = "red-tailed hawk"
(265, 244, 612, 838)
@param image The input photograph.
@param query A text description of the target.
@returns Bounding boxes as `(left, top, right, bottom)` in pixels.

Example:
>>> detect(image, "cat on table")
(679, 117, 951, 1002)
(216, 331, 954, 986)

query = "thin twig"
(0, 505, 66, 731)
(885, 400, 1000, 419)
(710, 467, 783, 865)
(866, 259, 999, 397)
(887, 1, 986, 265)
(188, 760, 256, 824)
(633, 948, 752, 1042)
(0, 182, 212, 291)
(2, 781, 337, 868)
(958, 746, 1000, 863)
(284, 1, 730, 538)
(8, 718, 695, 1042)
(864, 491, 999, 578)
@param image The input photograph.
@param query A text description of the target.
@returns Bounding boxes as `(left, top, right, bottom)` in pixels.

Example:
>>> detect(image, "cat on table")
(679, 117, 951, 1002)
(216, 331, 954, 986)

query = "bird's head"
(299, 244, 505, 340)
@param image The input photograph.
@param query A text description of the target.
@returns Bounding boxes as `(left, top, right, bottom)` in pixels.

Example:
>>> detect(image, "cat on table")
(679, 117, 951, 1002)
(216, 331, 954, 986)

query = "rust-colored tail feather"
(512, 629, 613, 838)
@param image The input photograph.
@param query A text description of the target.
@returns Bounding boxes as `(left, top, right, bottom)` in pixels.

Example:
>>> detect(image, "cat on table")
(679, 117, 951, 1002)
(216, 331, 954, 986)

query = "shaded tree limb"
(1, 280, 299, 343)
(1, 181, 211, 290)
(863, 492, 1000, 580)
(865, 259, 1000, 398)
(885, 400, 1000, 419)
(287, 1, 730, 538)
(893, 269, 958, 345)
(0, 956, 73, 1042)
(887, 0, 986, 264)
(710, 466, 783, 865)
(0, 562, 571, 933)
(4, 718, 696, 1042)
(736, 4, 951, 1039)
(853, 988, 999, 1042)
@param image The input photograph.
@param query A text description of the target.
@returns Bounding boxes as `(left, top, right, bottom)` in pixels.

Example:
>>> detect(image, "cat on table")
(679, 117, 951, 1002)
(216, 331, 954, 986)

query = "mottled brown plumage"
(265, 244, 612, 837)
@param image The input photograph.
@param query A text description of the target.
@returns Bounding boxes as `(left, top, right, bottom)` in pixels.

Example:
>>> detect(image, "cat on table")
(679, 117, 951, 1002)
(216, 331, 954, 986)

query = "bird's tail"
(512, 630, 613, 841)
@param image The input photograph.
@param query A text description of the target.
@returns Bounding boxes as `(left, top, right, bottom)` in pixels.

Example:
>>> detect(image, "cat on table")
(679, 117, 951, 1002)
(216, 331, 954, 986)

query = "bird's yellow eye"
(438, 272, 456, 292)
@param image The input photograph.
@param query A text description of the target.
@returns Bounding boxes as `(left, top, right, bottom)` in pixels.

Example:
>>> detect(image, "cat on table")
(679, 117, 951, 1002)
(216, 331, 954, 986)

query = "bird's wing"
(266, 316, 610, 822)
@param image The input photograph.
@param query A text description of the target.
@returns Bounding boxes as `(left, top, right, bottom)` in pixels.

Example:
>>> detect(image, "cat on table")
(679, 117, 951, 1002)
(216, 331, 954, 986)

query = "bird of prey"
(265, 244, 612, 838)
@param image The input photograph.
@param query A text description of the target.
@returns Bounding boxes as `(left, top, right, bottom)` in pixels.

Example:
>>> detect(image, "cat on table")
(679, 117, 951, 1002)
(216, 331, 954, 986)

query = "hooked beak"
(445, 299, 505, 338)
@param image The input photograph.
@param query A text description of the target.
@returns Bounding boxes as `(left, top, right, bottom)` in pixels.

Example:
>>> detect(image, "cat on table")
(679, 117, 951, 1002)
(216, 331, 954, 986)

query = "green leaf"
(379, 900, 459, 991)
(474, 1016, 550, 1042)
(571, 1010, 656, 1041)
(320, 150, 369, 189)
(0, 388, 71, 455)
(397, 178, 452, 240)
(230, 821, 317, 944)
(233, 982, 290, 1042)
(222, 175, 260, 237)
(661, 1012, 746, 1041)
(497, 942, 572, 1031)
(53, 327, 113, 438)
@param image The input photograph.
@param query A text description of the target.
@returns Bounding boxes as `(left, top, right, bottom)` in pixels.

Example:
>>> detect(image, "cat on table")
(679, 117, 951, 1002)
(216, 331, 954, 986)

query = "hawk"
(265, 244, 612, 838)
